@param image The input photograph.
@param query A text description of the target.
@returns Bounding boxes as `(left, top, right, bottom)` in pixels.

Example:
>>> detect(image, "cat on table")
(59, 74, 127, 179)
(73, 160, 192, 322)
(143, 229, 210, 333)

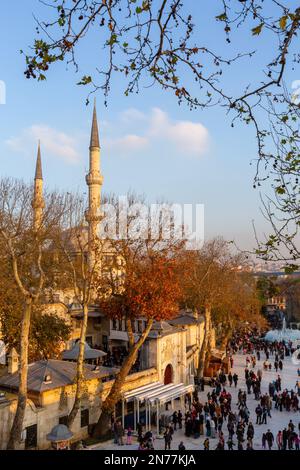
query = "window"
(25, 424, 37, 449)
(59, 415, 68, 426)
(102, 335, 108, 351)
(81, 409, 89, 428)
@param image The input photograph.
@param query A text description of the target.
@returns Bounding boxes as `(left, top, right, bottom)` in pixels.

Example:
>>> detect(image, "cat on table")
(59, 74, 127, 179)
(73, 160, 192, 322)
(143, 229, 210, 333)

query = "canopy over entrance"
(121, 381, 194, 435)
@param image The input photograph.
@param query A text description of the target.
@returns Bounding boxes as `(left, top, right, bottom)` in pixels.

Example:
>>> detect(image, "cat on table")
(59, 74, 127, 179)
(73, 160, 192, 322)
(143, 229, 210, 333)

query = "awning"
(62, 341, 106, 360)
(123, 381, 194, 405)
(123, 382, 162, 402)
(121, 381, 195, 434)
(148, 383, 194, 405)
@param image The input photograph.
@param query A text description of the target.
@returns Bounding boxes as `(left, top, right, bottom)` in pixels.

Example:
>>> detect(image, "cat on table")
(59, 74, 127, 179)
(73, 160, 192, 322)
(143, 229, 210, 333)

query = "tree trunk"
(92, 319, 153, 440)
(7, 298, 32, 450)
(220, 327, 232, 350)
(67, 302, 89, 428)
(197, 305, 211, 379)
(204, 314, 213, 374)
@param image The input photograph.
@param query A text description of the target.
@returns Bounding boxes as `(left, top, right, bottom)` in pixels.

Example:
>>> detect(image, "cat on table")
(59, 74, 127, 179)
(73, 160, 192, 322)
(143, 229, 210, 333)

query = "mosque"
(0, 105, 213, 449)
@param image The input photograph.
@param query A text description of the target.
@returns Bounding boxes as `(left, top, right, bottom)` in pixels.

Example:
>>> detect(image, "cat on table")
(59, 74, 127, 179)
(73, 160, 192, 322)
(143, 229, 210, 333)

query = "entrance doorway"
(164, 364, 173, 385)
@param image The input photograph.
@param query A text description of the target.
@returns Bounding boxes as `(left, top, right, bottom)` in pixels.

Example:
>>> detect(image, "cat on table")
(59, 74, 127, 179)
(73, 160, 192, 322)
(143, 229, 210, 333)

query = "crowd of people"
(102, 346, 141, 372)
(110, 327, 300, 450)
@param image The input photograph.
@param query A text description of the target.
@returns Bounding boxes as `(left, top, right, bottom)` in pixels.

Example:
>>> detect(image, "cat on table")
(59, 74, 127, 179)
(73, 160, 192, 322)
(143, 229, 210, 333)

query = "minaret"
(32, 141, 45, 231)
(85, 101, 103, 265)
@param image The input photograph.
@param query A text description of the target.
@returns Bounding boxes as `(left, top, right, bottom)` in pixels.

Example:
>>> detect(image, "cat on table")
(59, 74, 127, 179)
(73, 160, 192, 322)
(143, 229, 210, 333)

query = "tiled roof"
(62, 341, 106, 360)
(0, 360, 116, 394)
(147, 320, 177, 339)
(169, 314, 204, 326)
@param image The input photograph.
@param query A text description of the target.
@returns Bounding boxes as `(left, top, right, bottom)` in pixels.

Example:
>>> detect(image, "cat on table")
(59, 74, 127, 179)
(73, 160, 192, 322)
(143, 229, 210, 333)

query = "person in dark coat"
(282, 428, 288, 450)
(178, 410, 183, 429)
(172, 411, 178, 430)
(164, 428, 172, 450)
(265, 429, 274, 450)
(178, 441, 186, 451)
(233, 373, 238, 387)
(206, 418, 211, 437)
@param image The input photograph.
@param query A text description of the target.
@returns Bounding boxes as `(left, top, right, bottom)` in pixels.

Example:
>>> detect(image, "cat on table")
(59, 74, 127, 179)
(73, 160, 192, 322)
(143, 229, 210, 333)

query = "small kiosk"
(47, 424, 73, 450)
(204, 349, 229, 376)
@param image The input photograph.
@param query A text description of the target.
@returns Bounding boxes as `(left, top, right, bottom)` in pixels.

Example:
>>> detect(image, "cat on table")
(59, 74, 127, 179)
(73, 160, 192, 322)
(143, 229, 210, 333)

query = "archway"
(164, 364, 173, 385)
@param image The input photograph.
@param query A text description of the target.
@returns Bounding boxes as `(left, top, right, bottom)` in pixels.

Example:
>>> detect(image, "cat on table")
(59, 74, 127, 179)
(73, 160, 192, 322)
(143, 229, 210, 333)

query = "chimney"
(8, 348, 19, 374)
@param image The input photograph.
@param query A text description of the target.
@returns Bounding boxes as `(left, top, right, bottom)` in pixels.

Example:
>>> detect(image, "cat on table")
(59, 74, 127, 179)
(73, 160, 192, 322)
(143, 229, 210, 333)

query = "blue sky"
(0, 1, 296, 250)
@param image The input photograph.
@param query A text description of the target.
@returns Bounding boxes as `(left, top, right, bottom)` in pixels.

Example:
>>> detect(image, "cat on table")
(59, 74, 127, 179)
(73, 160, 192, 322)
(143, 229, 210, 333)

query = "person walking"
(112, 419, 118, 444)
(178, 441, 186, 451)
(172, 411, 178, 431)
(203, 438, 210, 450)
(282, 428, 288, 450)
(233, 373, 238, 388)
(227, 438, 235, 450)
(116, 421, 124, 446)
(178, 410, 183, 429)
(255, 404, 262, 425)
(276, 430, 283, 450)
(261, 407, 267, 425)
(164, 428, 172, 450)
(126, 427, 132, 445)
(247, 422, 254, 446)
(262, 433, 267, 450)
(210, 418, 216, 438)
(266, 430, 274, 450)
(206, 418, 211, 437)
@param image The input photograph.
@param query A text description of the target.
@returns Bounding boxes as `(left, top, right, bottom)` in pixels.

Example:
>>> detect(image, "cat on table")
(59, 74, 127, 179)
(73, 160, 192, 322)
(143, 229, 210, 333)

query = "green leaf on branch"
(284, 264, 299, 274)
(215, 13, 227, 22)
(275, 186, 286, 195)
(77, 75, 92, 85)
(107, 34, 118, 46)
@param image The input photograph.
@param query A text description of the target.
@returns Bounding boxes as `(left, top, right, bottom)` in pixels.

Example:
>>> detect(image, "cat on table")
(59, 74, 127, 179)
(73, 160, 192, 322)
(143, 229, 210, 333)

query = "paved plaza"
(93, 351, 300, 451)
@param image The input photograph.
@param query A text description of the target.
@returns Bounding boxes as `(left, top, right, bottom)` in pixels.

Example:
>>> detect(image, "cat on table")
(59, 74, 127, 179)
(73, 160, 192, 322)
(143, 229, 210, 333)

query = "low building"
(0, 354, 156, 449)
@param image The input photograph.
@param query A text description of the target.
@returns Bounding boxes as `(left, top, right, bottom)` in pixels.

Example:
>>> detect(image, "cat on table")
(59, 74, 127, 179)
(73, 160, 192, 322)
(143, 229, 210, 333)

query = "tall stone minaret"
(32, 141, 45, 231)
(85, 101, 103, 265)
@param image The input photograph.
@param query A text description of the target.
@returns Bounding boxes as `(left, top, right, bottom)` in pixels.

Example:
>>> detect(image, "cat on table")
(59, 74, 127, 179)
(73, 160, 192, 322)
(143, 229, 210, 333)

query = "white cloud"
(105, 107, 209, 158)
(6, 109, 209, 164)
(104, 134, 148, 153)
(148, 108, 209, 156)
(6, 125, 81, 164)
(119, 108, 147, 123)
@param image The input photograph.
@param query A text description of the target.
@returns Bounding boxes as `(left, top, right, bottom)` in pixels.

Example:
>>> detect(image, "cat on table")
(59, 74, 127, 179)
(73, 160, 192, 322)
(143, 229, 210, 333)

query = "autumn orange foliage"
(98, 253, 182, 323)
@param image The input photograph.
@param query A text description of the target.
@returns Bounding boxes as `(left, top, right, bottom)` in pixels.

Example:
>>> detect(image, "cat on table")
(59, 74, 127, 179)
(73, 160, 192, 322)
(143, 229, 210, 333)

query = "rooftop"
(62, 341, 106, 361)
(0, 360, 118, 394)
(147, 320, 177, 339)
(169, 313, 204, 326)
